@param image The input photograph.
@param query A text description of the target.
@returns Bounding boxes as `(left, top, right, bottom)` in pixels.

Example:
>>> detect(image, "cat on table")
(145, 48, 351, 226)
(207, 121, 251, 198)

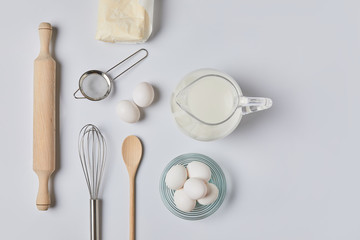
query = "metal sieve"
(74, 48, 148, 101)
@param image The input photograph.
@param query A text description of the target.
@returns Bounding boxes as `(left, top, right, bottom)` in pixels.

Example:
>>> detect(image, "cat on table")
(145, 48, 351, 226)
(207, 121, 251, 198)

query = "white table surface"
(1, 0, 360, 239)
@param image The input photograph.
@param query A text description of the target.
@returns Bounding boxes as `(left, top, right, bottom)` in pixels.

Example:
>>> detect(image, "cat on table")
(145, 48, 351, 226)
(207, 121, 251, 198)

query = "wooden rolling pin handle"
(38, 22, 52, 55)
(36, 171, 51, 211)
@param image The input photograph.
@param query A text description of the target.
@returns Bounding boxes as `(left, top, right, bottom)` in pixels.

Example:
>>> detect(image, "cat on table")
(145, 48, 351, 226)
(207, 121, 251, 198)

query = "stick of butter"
(96, 0, 153, 43)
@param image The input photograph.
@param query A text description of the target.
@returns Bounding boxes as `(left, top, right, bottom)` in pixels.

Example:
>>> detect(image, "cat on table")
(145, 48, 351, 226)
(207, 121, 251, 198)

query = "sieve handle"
(107, 48, 148, 81)
(73, 88, 86, 99)
(33, 22, 56, 211)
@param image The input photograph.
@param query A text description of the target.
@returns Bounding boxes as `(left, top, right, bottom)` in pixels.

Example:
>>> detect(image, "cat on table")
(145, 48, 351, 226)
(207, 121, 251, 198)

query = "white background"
(1, 0, 360, 239)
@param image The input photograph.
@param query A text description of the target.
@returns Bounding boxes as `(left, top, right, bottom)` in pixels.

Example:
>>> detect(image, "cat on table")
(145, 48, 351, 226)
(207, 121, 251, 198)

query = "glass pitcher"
(171, 69, 272, 141)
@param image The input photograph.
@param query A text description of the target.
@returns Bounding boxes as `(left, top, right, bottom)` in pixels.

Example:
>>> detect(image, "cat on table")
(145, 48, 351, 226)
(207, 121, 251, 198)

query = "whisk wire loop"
(78, 124, 107, 199)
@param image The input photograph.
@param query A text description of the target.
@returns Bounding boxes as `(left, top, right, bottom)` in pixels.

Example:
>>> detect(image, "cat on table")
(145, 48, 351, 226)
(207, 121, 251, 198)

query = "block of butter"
(96, 0, 153, 43)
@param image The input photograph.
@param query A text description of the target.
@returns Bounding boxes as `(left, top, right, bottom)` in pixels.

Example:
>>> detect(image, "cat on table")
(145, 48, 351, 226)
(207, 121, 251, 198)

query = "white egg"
(197, 183, 219, 205)
(187, 161, 211, 182)
(183, 178, 208, 200)
(165, 165, 187, 190)
(173, 189, 196, 212)
(117, 100, 140, 123)
(132, 82, 155, 108)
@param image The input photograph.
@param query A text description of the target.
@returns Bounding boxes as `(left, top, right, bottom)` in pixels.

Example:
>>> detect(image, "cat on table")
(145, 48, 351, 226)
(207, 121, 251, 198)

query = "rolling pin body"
(33, 22, 56, 211)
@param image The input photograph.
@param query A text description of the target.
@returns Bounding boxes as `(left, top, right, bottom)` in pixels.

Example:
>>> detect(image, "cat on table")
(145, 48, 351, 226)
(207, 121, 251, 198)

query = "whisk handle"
(90, 199, 100, 240)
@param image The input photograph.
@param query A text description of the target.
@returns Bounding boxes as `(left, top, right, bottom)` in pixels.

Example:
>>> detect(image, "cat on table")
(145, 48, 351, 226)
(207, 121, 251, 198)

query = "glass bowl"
(159, 153, 226, 220)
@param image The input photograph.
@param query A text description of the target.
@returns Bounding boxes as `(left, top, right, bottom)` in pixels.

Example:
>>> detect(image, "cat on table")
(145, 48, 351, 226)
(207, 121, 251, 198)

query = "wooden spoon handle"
(129, 176, 135, 240)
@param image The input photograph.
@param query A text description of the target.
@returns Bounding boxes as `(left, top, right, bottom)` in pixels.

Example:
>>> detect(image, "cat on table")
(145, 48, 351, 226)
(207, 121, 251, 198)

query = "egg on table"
(187, 161, 211, 182)
(197, 183, 219, 205)
(165, 165, 187, 190)
(117, 100, 140, 123)
(133, 82, 155, 108)
(173, 189, 196, 212)
(183, 178, 208, 200)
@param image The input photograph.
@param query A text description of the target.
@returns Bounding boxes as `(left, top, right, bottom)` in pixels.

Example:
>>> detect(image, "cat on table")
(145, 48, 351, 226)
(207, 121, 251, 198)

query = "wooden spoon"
(122, 136, 143, 240)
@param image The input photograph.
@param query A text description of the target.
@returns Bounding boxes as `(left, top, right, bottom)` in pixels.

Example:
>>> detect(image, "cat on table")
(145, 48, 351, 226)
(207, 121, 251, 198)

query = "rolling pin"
(33, 22, 56, 211)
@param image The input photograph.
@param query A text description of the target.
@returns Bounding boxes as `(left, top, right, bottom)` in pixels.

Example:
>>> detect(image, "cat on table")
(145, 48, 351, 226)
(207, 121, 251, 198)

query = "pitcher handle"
(239, 96, 273, 115)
